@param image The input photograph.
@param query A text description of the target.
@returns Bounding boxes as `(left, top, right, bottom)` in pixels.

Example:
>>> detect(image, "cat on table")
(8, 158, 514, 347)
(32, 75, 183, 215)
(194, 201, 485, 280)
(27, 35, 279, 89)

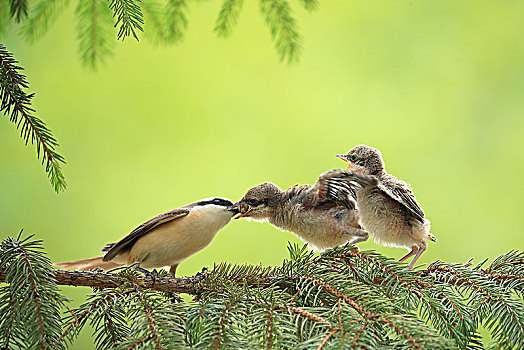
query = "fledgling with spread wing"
(231, 170, 369, 251)
(336, 145, 437, 269)
(54, 197, 239, 276)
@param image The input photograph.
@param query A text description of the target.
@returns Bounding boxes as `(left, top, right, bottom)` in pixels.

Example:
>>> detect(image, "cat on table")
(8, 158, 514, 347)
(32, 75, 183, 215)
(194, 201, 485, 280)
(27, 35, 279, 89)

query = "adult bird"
(231, 170, 368, 252)
(55, 197, 239, 276)
(336, 145, 437, 269)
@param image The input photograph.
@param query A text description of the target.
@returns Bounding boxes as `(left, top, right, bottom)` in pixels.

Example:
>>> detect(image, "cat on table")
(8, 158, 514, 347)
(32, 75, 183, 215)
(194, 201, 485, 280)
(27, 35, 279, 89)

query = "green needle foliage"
(3, 0, 313, 67)
(76, 0, 114, 69)
(1, 234, 524, 349)
(0, 232, 67, 349)
(260, 0, 300, 63)
(19, 0, 70, 42)
(215, 0, 244, 38)
(108, 0, 144, 41)
(9, 0, 29, 22)
(0, 44, 67, 192)
(165, 0, 187, 44)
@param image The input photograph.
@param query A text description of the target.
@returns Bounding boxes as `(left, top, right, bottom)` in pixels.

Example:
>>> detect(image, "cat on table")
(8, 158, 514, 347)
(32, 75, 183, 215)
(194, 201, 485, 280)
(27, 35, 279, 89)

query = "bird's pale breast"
(123, 206, 232, 269)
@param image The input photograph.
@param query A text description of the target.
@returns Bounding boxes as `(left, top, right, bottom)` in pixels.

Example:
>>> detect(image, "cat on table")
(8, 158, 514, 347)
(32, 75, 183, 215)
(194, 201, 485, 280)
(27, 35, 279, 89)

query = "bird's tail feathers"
(54, 256, 123, 271)
(427, 233, 438, 242)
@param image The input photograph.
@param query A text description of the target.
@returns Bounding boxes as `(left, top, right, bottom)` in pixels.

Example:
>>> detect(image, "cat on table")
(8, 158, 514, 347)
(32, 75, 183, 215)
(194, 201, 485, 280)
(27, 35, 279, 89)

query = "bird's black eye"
(350, 154, 358, 162)
(246, 198, 259, 206)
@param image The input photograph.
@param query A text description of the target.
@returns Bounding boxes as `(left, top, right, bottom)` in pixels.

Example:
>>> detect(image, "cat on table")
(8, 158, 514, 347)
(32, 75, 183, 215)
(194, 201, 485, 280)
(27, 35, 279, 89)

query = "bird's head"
(189, 197, 240, 216)
(336, 144, 385, 176)
(231, 183, 282, 221)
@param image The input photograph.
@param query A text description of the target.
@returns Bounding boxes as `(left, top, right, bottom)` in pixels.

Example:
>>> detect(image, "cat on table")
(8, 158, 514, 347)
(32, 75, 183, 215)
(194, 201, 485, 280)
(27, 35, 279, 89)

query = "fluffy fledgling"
(232, 170, 368, 251)
(336, 145, 437, 269)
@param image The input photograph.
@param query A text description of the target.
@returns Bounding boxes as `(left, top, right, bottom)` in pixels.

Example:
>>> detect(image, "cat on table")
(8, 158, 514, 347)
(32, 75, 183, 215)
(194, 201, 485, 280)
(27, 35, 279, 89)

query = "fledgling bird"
(54, 197, 239, 276)
(336, 145, 437, 269)
(231, 170, 369, 251)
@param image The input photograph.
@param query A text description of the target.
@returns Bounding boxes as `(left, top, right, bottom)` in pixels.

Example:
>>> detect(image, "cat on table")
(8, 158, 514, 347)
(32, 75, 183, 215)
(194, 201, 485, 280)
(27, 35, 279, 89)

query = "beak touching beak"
(336, 154, 351, 171)
(228, 203, 241, 218)
(228, 202, 251, 219)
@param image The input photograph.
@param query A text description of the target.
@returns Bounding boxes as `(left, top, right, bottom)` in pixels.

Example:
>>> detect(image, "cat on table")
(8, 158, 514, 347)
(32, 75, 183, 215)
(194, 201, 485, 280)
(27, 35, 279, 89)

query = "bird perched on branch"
(336, 145, 437, 269)
(54, 198, 239, 276)
(231, 170, 369, 251)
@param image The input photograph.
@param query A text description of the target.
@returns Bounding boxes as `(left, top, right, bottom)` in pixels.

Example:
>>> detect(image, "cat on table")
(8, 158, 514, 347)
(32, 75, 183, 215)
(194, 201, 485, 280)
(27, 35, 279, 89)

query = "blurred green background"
(1, 1, 523, 348)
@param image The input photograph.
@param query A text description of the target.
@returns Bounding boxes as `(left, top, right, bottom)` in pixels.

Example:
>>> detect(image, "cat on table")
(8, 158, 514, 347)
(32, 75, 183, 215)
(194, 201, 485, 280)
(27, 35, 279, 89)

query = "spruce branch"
(165, 0, 187, 43)
(19, 0, 71, 42)
(214, 0, 244, 37)
(260, 0, 301, 63)
(76, 0, 114, 69)
(0, 1, 11, 36)
(8, 0, 28, 22)
(141, 0, 169, 45)
(0, 233, 68, 350)
(0, 44, 67, 192)
(298, 0, 319, 12)
(108, 0, 144, 41)
(2, 234, 524, 349)
(3, 0, 317, 65)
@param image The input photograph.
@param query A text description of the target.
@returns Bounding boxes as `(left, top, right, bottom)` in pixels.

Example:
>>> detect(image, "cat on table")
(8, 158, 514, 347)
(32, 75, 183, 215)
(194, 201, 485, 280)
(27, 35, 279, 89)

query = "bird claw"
(134, 266, 158, 285)
(195, 266, 209, 279)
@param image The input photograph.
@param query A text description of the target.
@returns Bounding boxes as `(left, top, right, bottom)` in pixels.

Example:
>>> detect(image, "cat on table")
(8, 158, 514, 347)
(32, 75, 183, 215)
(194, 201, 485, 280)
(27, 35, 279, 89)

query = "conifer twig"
(0, 268, 203, 294)
(0, 44, 67, 192)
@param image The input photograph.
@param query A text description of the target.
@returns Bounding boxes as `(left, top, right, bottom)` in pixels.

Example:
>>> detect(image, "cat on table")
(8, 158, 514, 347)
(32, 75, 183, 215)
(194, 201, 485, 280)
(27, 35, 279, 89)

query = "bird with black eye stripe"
(231, 170, 369, 252)
(55, 197, 239, 276)
(336, 144, 437, 269)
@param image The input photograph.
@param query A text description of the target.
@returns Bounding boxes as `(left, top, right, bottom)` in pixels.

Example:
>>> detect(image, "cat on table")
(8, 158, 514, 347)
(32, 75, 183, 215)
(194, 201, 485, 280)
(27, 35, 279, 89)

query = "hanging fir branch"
(1, 234, 524, 348)
(165, 0, 187, 43)
(298, 0, 319, 12)
(141, 0, 169, 45)
(76, 0, 114, 69)
(214, 0, 244, 37)
(0, 1, 11, 36)
(108, 0, 144, 41)
(19, 0, 71, 42)
(0, 44, 67, 192)
(259, 0, 301, 63)
(2, 0, 316, 66)
(8, 0, 28, 22)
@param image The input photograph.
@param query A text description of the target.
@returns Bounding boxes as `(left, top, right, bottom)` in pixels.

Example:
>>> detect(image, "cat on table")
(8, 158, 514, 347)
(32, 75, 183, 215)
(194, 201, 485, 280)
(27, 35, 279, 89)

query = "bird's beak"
(336, 154, 351, 171)
(230, 201, 252, 219)
(228, 203, 242, 219)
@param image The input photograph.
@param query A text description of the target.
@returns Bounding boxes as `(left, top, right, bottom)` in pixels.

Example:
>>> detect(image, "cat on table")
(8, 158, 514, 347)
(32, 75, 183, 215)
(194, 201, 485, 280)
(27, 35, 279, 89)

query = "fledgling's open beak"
(336, 154, 351, 171)
(229, 202, 252, 219)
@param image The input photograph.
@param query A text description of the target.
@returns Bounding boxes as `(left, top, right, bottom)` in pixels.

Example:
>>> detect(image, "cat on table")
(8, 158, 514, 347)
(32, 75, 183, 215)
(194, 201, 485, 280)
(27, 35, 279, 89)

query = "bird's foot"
(195, 266, 209, 279)
(134, 266, 158, 285)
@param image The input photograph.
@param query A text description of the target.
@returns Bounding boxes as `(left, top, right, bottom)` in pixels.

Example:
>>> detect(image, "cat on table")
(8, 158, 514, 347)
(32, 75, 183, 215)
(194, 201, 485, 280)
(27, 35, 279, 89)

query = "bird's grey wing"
(378, 176, 425, 223)
(309, 169, 358, 210)
(102, 208, 190, 261)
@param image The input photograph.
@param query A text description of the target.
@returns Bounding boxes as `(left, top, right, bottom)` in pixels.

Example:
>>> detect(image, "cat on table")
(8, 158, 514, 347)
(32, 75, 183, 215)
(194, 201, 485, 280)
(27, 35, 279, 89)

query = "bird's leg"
(134, 265, 157, 285)
(407, 244, 426, 270)
(195, 266, 209, 278)
(399, 246, 418, 262)
(169, 264, 178, 277)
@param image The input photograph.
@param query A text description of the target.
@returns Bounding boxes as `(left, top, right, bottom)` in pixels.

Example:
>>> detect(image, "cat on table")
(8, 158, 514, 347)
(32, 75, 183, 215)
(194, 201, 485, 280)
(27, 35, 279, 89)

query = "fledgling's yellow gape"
(55, 198, 239, 276)
(231, 170, 369, 252)
(336, 145, 437, 269)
